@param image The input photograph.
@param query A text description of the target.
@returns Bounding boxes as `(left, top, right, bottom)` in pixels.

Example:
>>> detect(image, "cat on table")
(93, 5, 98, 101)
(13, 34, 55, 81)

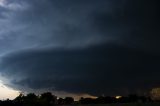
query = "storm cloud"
(0, 0, 160, 97)
(1, 43, 160, 96)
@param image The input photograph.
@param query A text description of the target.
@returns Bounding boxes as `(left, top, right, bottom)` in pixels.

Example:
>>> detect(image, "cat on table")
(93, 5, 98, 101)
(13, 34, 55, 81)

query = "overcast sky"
(0, 0, 160, 99)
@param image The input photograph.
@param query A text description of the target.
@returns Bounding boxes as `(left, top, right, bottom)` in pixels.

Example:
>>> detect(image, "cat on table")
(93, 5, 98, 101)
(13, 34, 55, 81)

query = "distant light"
(115, 96, 122, 99)
(150, 88, 160, 101)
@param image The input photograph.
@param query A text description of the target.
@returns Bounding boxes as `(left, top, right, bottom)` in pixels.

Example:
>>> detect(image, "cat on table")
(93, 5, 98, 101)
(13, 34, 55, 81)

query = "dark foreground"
(0, 92, 159, 106)
(66, 103, 160, 106)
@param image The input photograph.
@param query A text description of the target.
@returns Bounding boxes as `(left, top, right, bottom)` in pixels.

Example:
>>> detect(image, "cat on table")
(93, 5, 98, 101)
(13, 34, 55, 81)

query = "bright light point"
(0, 80, 20, 100)
(115, 96, 122, 99)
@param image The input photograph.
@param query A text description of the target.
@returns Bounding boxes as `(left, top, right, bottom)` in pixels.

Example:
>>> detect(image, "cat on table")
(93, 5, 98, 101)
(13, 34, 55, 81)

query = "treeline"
(0, 92, 155, 106)
(0, 92, 74, 106)
(80, 94, 152, 104)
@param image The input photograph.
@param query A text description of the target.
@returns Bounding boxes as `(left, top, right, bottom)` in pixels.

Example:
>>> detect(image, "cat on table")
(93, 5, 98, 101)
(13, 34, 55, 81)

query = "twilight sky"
(0, 0, 160, 99)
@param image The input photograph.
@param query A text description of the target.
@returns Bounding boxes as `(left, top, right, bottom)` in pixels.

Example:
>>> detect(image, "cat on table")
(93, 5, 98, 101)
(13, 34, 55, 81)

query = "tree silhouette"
(0, 92, 156, 106)
(14, 93, 25, 105)
(24, 93, 38, 106)
(64, 97, 74, 104)
(40, 92, 57, 106)
(57, 98, 64, 105)
(128, 94, 139, 102)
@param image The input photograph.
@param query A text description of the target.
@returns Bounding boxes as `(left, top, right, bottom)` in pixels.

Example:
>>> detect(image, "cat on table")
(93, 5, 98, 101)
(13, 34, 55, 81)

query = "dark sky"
(0, 0, 160, 97)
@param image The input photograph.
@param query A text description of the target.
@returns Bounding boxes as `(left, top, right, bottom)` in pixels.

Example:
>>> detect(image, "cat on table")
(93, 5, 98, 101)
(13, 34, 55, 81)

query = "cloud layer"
(0, 0, 160, 97)
(0, 0, 159, 53)
(1, 43, 160, 96)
